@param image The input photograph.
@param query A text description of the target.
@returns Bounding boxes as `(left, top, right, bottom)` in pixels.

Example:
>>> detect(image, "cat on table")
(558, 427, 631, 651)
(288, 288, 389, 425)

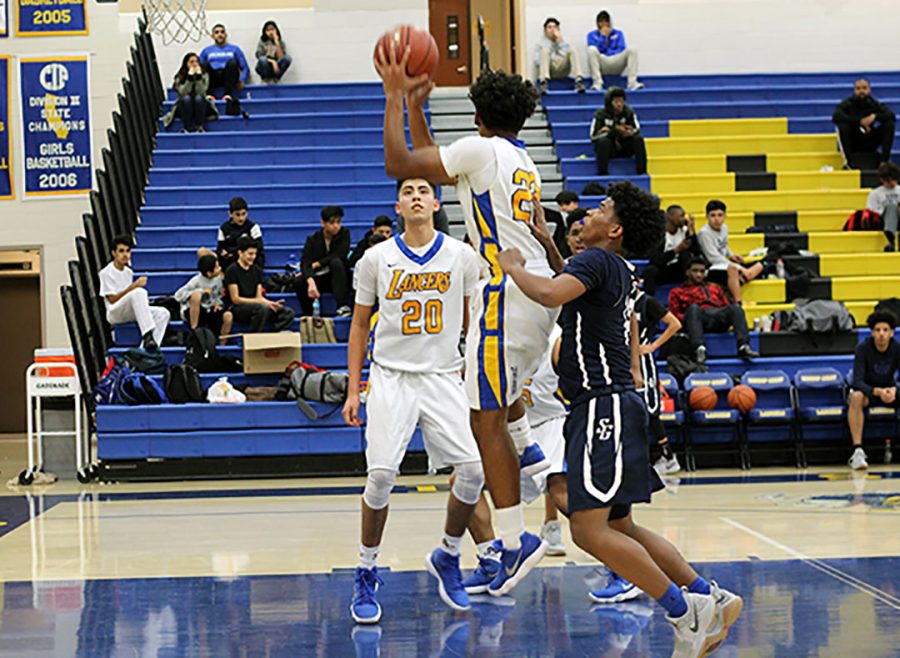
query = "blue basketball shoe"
(487, 531, 547, 596)
(426, 548, 470, 611)
(519, 443, 551, 476)
(350, 566, 383, 624)
(588, 570, 644, 604)
(463, 552, 502, 594)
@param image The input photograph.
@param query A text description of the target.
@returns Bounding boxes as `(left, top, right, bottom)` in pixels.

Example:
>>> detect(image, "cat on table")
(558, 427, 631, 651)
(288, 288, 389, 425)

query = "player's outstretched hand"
(343, 392, 364, 427)
(374, 42, 429, 96)
(528, 202, 552, 243)
(497, 247, 526, 272)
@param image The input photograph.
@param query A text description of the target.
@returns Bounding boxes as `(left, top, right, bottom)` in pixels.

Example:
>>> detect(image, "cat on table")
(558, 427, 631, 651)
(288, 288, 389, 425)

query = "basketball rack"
(144, 0, 208, 46)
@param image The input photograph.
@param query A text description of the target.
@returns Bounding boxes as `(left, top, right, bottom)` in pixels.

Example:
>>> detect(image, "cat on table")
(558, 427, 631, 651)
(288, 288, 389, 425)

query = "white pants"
(106, 288, 169, 346)
(587, 46, 639, 88)
(521, 415, 566, 504)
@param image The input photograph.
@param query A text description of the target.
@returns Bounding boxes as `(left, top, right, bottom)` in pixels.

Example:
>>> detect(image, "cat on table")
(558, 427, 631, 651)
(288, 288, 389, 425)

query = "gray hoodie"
(174, 273, 225, 314)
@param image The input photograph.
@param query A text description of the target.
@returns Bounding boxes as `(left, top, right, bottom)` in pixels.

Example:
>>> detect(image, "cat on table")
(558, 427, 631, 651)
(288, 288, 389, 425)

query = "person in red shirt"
(668, 257, 758, 363)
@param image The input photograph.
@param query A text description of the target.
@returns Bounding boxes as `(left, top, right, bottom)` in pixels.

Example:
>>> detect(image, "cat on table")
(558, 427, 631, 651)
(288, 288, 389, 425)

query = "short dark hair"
(236, 235, 256, 253)
(212, 23, 225, 32)
(112, 234, 133, 251)
(706, 199, 727, 215)
(373, 215, 393, 229)
(197, 254, 218, 275)
(877, 161, 900, 183)
(607, 86, 627, 103)
(566, 207, 589, 229)
(666, 204, 684, 214)
(687, 256, 707, 270)
(229, 197, 248, 213)
(606, 180, 665, 258)
(543, 17, 559, 28)
(368, 233, 389, 249)
(321, 205, 344, 222)
(469, 69, 538, 134)
(396, 178, 437, 195)
(867, 310, 897, 330)
(596, 11, 611, 23)
(555, 190, 579, 206)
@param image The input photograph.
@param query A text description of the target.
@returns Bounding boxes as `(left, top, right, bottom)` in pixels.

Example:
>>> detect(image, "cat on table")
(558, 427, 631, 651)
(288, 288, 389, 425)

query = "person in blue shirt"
(200, 24, 250, 99)
(586, 10, 643, 91)
(496, 181, 742, 657)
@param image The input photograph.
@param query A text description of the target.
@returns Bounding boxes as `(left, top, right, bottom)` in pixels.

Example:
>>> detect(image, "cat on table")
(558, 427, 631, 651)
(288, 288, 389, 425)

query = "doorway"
(429, 0, 471, 87)
(0, 250, 42, 432)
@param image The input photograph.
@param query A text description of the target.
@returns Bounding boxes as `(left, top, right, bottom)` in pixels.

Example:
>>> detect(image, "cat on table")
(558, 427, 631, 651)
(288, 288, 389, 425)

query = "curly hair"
(606, 180, 665, 258)
(469, 69, 538, 133)
(867, 309, 897, 330)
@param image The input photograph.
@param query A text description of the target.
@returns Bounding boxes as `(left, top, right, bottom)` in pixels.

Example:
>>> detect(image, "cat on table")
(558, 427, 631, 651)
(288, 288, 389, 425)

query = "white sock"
(495, 505, 524, 551)
(476, 540, 501, 560)
(359, 544, 379, 570)
(441, 533, 463, 556)
(508, 416, 532, 454)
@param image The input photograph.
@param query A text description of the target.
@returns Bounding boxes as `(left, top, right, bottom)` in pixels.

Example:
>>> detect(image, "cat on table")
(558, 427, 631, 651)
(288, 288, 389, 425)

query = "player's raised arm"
(406, 79, 436, 149)
(374, 45, 454, 184)
(497, 248, 586, 308)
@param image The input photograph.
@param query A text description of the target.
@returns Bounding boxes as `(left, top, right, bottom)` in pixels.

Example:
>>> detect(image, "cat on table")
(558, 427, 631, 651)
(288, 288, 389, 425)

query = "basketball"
(728, 385, 758, 413)
(689, 386, 718, 411)
(375, 25, 440, 78)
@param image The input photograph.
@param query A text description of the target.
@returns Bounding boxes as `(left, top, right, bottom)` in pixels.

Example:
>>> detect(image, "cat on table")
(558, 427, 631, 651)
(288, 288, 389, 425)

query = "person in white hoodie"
(533, 17, 586, 94)
(174, 253, 233, 345)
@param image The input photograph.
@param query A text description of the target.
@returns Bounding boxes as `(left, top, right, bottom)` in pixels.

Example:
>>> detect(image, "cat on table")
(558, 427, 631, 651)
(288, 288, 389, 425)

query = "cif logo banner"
(15, 0, 87, 37)
(19, 55, 92, 198)
(0, 56, 11, 198)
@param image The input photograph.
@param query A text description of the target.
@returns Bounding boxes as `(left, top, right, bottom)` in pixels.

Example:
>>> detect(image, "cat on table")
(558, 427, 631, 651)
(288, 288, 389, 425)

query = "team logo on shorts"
(595, 418, 614, 441)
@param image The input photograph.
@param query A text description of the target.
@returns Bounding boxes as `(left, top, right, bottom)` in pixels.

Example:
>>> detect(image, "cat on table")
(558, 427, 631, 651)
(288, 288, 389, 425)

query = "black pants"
(836, 119, 896, 166)
(642, 251, 693, 294)
(231, 302, 294, 332)
(683, 303, 750, 351)
(592, 134, 647, 175)
(294, 260, 351, 315)
(205, 59, 240, 97)
(182, 307, 226, 335)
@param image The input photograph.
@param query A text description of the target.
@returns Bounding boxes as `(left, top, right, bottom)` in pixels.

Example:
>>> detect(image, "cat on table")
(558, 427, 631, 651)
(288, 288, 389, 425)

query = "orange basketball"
(375, 25, 440, 78)
(689, 386, 718, 411)
(727, 385, 757, 413)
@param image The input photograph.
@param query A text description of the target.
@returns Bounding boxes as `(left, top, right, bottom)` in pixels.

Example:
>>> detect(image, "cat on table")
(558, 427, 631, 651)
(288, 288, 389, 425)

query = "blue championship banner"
(19, 55, 92, 198)
(0, 56, 11, 199)
(15, 0, 87, 37)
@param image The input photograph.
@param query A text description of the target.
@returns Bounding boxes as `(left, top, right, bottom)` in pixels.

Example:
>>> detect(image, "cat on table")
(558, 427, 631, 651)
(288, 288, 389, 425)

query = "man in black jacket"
(349, 215, 393, 268)
(642, 205, 699, 294)
(847, 310, 900, 470)
(217, 196, 265, 270)
(590, 87, 646, 175)
(833, 79, 896, 168)
(295, 205, 352, 317)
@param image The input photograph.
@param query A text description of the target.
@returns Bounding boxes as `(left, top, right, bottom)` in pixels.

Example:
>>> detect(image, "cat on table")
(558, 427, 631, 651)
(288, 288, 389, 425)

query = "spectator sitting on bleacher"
(225, 236, 294, 333)
(255, 20, 292, 83)
(349, 215, 393, 268)
(162, 52, 217, 133)
(296, 205, 353, 318)
(98, 235, 169, 352)
(533, 17, 586, 95)
(668, 257, 759, 363)
(697, 199, 763, 304)
(867, 162, 900, 252)
(847, 310, 900, 471)
(590, 87, 646, 176)
(200, 24, 249, 99)
(832, 79, 896, 169)
(174, 254, 234, 345)
(586, 10, 643, 91)
(217, 196, 264, 270)
(642, 205, 698, 295)
(544, 190, 579, 258)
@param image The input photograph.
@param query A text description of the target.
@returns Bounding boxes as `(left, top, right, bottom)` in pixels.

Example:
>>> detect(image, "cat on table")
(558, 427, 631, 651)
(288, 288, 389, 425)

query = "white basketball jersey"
(355, 232, 480, 374)
(523, 325, 568, 425)
(440, 135, 550, 275)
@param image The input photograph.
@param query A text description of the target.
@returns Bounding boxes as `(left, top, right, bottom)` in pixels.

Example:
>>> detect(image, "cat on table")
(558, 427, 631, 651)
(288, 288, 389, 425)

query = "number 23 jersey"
(355, 232, 481, 374)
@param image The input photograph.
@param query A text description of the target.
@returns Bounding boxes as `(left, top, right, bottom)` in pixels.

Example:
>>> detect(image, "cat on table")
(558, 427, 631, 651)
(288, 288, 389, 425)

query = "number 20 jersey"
(354, 232, 480, 374)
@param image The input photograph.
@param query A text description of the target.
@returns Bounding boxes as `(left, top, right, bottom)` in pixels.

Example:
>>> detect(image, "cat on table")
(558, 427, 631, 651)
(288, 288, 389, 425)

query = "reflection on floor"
(1, 558, 898, 657)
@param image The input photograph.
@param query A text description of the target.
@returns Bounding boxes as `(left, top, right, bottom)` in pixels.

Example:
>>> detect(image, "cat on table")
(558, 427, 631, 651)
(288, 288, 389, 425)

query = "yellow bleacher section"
(648, 118, 892, 327)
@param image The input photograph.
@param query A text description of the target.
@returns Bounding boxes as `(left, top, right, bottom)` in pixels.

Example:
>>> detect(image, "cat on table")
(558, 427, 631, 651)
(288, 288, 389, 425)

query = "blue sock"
(688, 576, 711, 595)
(657, 583, 688, 618)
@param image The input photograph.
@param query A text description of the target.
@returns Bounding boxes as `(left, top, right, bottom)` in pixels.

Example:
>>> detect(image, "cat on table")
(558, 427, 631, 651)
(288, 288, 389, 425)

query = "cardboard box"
(243, 333, 301, 374)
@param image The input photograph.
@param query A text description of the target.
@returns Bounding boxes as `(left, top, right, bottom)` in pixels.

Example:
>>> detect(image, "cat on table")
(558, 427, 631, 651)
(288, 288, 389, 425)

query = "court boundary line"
(720, 516, 900, 611)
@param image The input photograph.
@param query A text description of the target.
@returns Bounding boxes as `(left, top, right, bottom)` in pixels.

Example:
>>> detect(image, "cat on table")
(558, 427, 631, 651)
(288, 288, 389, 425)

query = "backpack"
(843, 209, 883, 232)
(122, 348, 167, 375)
(875, 298, 900, 323)
(265, 272, 296, 293)
(118, 372, 168, 405)
(150, 295, 181, 320)
(277, 361, 348, 419)
(784, 300, 855, 334)
(300, 316, 336, 344)
(666, 354, 708, 385)
(225, 96, 249, 118)
(92, 357, 131, 406)
(164, 364, 206, 404)
(185, 327, 224, 372)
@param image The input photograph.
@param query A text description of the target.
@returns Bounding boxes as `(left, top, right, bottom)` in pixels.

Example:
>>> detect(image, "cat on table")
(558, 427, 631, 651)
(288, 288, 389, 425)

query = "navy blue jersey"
(634, 292, 666, 414)
(558, 247, 638, 404)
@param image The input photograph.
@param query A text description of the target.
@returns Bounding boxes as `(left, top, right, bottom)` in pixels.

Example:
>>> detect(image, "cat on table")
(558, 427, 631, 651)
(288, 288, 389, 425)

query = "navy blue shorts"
(564, 390, 664, 515)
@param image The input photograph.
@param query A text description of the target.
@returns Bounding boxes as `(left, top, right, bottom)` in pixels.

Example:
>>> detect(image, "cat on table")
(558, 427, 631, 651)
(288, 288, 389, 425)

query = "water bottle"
(886, 438, 893, 464)
(312, 298, 321, 318)
(775, 258, 786, 279)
